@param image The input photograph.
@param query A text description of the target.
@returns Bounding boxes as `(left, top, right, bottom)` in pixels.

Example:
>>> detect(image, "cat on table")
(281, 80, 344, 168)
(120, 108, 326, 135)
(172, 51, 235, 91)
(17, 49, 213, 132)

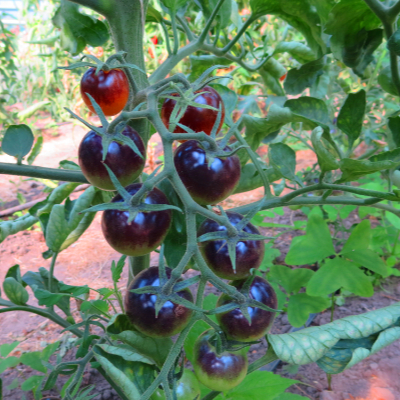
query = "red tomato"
(80, 68, 129, 116)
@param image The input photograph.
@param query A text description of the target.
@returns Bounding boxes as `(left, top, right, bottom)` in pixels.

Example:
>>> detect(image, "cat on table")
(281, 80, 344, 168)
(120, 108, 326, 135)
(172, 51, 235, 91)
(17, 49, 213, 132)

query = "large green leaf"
(233, 164, 282, 194)
(285, 214, 335, 265)
(306, 257, 374, 297)
(107, 314, 172, 368)
(45, 204, 70, 252)
(268, 302, 400, 365)
(284, 58, 324, 95)
(341, 219, 371, 253)
(215, 371, 300, 400)
(269, 143, 297, 183)
(341, 249, 388, 277)
(287, 293, 330, 327)
(273, 42, 315, 64)
(337, 90, 366, 148)
(93, 345, 155, 400)
(268, 265, 314, 294)
(337, 158, 400, 183)
(311, 127, 339, 172)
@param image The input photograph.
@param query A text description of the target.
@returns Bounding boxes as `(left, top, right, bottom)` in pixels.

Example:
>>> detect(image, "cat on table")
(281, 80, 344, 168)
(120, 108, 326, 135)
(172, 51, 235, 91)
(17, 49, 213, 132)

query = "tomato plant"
(193, 330, 248, 392)
(3, 0, 400, 398)
(101, 184, 172, 256)
(174, 140, 241, 205)
(161, 86, 225, 138)
(197, 212, 265, 280)
(80, 67, 129, 116)
(78, 125, 146, 191)
(216, 276, 277, 341)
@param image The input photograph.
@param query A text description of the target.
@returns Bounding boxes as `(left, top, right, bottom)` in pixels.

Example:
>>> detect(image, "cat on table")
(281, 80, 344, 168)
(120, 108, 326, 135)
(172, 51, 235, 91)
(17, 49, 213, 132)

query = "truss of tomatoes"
(77, 68, 276, 393)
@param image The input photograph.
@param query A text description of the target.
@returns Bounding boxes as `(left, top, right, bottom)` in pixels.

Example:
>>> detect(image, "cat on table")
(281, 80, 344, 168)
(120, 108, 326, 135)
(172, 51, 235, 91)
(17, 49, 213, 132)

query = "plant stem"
(0, 162, 88, 183)
(48, 252, 59, 293)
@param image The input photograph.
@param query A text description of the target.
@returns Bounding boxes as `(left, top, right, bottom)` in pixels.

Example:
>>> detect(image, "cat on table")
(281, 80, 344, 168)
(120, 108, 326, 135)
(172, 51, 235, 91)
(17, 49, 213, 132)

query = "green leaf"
(0, 342, 19, 358)
(311, 127, 339, 172)
(5, 265, 26, 287)
(111, 255, 127, 284)
(386, 211, 400, 229)
(388, 116, 400, 147)
(341, 219, 371, 253)
(268, 302, 400, 366)
(3, 277, 29, 305)
(27, 135, 43, 165)
(96, 344, 154, 365)
(306, 257, 374, 297)
(337, 90, 366, 148)
(287, 293, 330, 327)
(46, 204, 69, 252)
(1, 124, 34, 162)
(378, 66, 399, 96)
(342, 249, 388, 277)
(212, 84, 237, 125)
(17, 101, 50, 121)
(34, 289, 65, 307)
(0, 357, 19, 374)
(194, 0, 232, 29)
(268, 266, 314, 294)
(233, 164, 282, 194)
(109, 326, 173, 367)
(337, 158, 400, 183)
(273, 41, 315, 64)
(284, 58, 324, 95)
(146, 4, 162, 22)
(21, 375, 44, 391)
(387, 28, 400, 56)
(269, 143, 297, 183)
(0, 214, 38, 243)
(369, 148, 400, 163)
(20, 352, 46, 373)
(285, 214, 335, 265)
(93, 345, 155, 399)
(189, 55, 232, 81)
(221, 371, 299, 400)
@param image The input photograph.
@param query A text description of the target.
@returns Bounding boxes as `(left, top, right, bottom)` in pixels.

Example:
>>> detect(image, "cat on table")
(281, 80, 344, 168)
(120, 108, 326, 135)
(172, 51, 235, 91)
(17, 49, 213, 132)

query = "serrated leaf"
(285, 214, 335, 265)
(342, 249, 388, 277)
(287, 293, 330, 328)
(268, 266, 314, 294)
(306, 257, 373, 297)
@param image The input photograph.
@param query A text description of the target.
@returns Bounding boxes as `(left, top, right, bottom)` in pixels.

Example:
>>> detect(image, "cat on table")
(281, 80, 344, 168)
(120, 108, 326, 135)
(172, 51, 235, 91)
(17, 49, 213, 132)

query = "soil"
(0, 121, 399, 400)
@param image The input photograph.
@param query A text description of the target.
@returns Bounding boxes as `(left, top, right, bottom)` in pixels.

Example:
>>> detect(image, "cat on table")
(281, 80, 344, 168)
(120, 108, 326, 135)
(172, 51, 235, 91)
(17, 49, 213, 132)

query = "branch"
(67, 0, 113, 17)
(388, 0, 400, 19)
(198, 0, 227, 43)
(0, 162, 89, 183)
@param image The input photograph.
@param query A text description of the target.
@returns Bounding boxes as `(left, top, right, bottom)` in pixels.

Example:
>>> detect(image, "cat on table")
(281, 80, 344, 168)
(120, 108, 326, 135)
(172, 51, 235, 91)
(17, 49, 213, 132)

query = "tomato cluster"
(76, 67, 275, 394)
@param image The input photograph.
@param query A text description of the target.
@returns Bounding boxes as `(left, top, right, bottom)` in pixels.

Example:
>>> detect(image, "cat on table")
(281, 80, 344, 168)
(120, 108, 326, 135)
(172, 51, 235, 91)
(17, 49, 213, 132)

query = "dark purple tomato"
(125, 267, 193, 338)
(80, 68, 129, 116)
(161, 86, 225, 140)
(197, 212, 265, 280)
(216, 276, 277, 342)
(193, 329, 248, 391)
(151, 369, 200, 400)
(101, 184, 172, 256)
(78, 125, 146, 191)
(174, 140, 240, 205)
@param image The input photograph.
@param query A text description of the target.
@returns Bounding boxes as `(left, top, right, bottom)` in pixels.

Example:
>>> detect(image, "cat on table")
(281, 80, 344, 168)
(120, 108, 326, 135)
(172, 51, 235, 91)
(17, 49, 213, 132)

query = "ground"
(0, 119, 399, 400)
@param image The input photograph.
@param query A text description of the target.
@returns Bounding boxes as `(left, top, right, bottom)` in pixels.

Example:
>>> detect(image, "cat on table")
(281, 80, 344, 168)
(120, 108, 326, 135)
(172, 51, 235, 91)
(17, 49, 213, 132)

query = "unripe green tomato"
(151, 369, 200, 400)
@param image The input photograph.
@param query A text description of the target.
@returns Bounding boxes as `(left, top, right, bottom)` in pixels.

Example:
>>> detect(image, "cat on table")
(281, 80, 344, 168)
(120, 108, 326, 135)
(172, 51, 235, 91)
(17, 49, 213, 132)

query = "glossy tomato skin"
(174, 141, 240, 205)
(161, 86, 225, 138)
(193, 330, 248, 392)
(101, 184, 172, 256)
(125, 267, 193, 338)
(151, 369, 200, 400)
(78, 126, 145, 191)
(216, 276, 277, 342)
(197, 212, 265, 280)
(80, 68, 129, 116)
